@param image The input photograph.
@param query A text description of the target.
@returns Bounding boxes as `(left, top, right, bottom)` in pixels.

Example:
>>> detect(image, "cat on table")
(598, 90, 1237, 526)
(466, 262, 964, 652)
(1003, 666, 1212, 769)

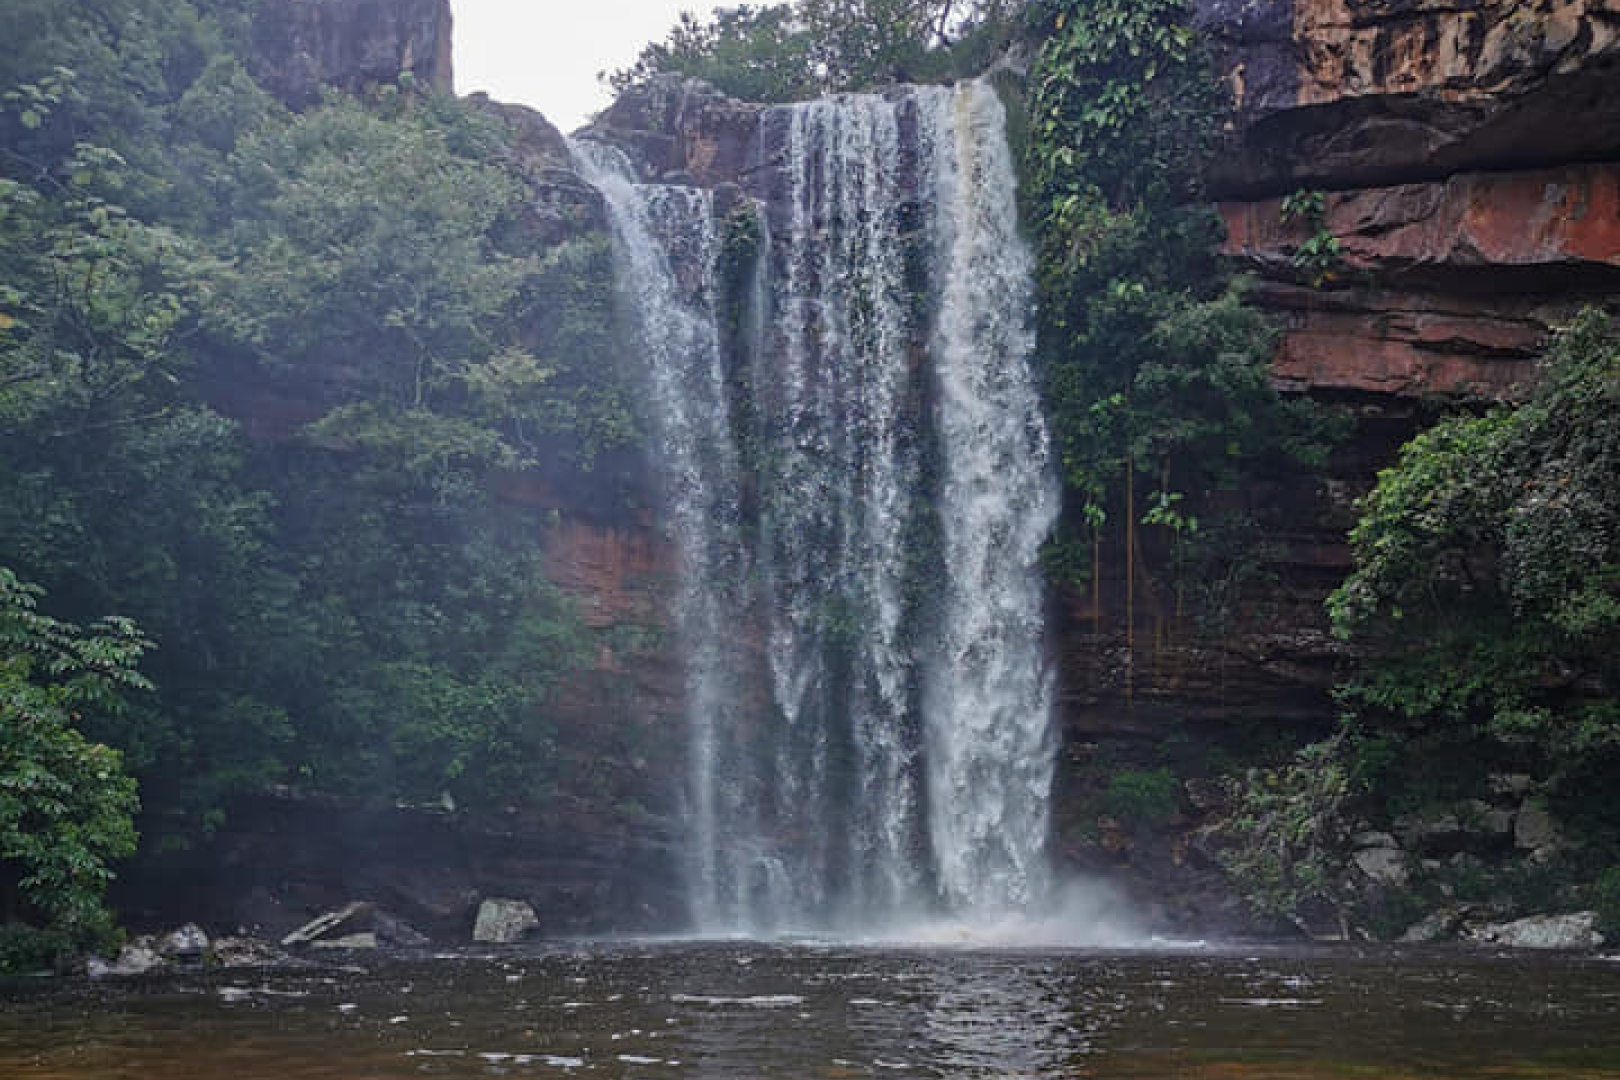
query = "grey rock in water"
(103, 939, 164, 976)
(281, 900, 428, 948)
(157, 923, 210, 961)
(473, 898, 539, 943)
(374, 909, 431, 948)
(212, 935, 298, 968)
(282, 901, 370, 947)
(312, 932, 378, 949)
(1467, 911, 1605, 949)
(1398, 904, 1475, 943)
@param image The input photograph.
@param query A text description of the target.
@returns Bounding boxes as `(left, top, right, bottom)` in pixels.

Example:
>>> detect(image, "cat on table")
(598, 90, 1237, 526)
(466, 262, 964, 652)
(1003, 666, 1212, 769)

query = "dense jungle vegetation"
(3, 0, 1616, 964)
(0, 0, 644, 965)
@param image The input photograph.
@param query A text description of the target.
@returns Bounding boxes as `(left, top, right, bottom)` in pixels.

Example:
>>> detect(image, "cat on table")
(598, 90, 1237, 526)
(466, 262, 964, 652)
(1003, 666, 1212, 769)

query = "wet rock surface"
(1466, 910, 1607, 949)
(472, 899, 540, 944)
(247, 0, 455, 108)
(114, 791, 687, 944)
(1196, 0, 1620, 195)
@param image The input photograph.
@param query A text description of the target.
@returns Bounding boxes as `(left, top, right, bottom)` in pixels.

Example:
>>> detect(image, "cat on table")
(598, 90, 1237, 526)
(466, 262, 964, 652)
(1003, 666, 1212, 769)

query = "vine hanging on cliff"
(1025, 0, 1334, 668)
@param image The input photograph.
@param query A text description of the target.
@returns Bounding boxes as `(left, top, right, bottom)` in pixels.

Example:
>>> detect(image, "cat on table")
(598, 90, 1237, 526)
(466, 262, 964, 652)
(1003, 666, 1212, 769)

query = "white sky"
(452, 1, 727, 132)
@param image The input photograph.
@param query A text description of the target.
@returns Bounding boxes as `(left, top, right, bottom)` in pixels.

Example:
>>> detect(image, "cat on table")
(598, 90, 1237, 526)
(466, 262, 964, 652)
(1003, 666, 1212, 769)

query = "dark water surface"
(4, 941, 1619, 1078)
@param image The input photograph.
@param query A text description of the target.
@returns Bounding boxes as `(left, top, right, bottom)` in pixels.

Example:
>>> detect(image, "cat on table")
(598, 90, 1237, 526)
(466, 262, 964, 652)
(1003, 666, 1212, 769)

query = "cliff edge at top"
(248, 0, 455, 107)
(1197, 0, 1620, 196)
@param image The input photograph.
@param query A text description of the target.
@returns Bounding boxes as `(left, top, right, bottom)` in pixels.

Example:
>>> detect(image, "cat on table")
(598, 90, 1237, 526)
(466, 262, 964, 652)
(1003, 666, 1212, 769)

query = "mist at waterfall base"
(571, 80, 1146, 946)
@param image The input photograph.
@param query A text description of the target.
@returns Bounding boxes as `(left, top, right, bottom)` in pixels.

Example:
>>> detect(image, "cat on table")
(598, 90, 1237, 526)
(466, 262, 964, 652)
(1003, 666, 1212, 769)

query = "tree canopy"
(612, 0, 1026, 101)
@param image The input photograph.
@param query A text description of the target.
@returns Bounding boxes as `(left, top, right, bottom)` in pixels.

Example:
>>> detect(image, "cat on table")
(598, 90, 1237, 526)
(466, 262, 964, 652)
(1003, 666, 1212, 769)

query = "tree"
(1328, 309, 1620, 804)
(1, 568, 143, 968)
(610, 6, 818, 102)
(612, 0, 1024, 101)
(1026, 0, 1336, 656)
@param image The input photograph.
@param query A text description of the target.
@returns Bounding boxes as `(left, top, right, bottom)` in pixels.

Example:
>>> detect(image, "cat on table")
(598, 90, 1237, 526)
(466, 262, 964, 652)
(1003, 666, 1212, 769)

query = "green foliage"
(217, 94, 537, 448)
(1328, 309, 1620, 854)
(1, 568, 142, 965)
(612, 6, 818, 102)
(1331, 312, 1620, 757)
(0, 2, 643, 858)
(1215, 736, 1355, 925)
(1026, 0, 1338, 629)
(1279, 189, 1342, 287)
(1029, 0, 1217, 210)
(1100, 766, 1181, 828)
(614, 0, 1026, 101)
(1594, 866, 1620, 938)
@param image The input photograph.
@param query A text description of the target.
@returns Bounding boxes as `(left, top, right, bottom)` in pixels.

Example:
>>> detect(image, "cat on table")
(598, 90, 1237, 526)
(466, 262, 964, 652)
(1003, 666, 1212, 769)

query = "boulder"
(473, 898, 540, 943)
(374, 909, 431, 948)
(157, 923, 210, 961)
(1466, 911, 1606, 949)
(211, 936, 300, 969)
(282, 901, 371, 947)
(1352, 845, 1409, 886)
(1399, 904, 1476, 944)
(102, 939, 163, 976)
(1514, 805, 1563, 852)
(312, 932, 377, 949)
(281, 900, 429, 948)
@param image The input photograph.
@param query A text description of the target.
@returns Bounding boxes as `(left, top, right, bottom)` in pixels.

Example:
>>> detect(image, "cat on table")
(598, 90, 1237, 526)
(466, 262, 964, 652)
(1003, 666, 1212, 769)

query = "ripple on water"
(669, 993, 805, 1007)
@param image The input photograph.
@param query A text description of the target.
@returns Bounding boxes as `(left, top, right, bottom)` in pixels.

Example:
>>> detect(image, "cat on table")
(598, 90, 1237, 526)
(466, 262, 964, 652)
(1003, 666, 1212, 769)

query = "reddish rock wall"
(1198, 0, 1620, 194)
(1051, 1, 1620, 906)
(1202, 0, 1620, 407)
(1219, 164, 1620, 397)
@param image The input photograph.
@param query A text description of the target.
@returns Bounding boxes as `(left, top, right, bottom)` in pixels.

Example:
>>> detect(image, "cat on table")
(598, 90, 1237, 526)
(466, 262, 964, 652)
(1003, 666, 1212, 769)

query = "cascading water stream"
(922, 83, 1061, 914)
(574, 80, 1060, 934)
(565, 140, 762, 931)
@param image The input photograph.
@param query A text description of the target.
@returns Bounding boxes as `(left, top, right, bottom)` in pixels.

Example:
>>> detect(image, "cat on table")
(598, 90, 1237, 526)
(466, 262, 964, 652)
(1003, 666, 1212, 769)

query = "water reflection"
(914, 961, 1090, 1077)
(2, 943, 1619, 1079)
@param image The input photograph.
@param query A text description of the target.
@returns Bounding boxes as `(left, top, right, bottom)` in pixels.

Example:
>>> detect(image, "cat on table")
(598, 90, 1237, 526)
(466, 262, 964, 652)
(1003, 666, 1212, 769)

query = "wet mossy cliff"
(1052, 0, 1620, 923)
(139, 0, 1620, 938)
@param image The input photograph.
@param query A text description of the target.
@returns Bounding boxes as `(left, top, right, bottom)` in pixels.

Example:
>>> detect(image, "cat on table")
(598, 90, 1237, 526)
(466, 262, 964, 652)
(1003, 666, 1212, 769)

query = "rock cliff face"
(1200, 0, 1620, 407)
(187, 0, 1617, 936)
(1198, 0, 1620, 195)
(248, 0, 455, 107)
(1046, 0, 1620, 917)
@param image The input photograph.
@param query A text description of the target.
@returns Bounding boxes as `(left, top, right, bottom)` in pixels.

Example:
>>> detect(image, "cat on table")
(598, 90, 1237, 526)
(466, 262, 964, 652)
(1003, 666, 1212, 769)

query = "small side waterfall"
(574, 79, 1059, 933)
(565, 141, 759, 929)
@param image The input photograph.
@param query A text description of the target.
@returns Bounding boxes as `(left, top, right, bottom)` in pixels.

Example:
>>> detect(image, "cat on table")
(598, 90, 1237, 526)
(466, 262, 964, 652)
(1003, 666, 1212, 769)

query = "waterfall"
(922, 83, 1060, 913)
(574, 79, 1058, 933)
(565, 141, 760, 930)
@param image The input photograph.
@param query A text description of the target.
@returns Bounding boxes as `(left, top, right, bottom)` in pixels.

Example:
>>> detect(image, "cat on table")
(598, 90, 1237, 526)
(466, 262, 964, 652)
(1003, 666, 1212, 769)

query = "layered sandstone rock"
(1220, 164, 1620, 396)
(1061, 0, 1620, 811)
(1197, 0, 1620, 194)
(1201, 0, 1620, 405)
